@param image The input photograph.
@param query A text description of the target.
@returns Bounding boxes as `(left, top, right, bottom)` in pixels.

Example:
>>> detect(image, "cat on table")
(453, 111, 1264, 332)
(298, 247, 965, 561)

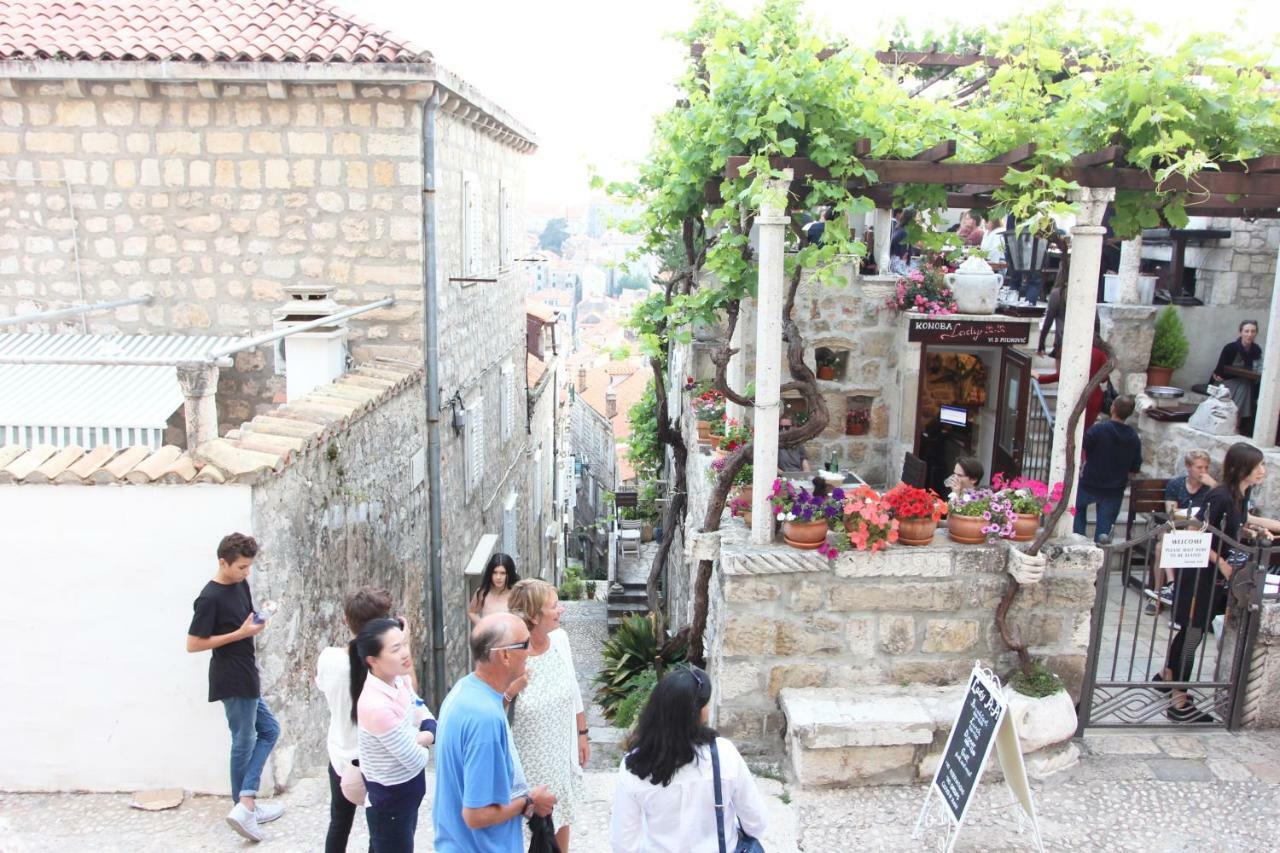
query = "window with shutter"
(502, 492, 519, 562)
(500, 363, 513, 440)
(462, 172, 481, 275)
(466, 400, 485, 498)
(499, 182, 509, 269)
(532, 448, 543, 520)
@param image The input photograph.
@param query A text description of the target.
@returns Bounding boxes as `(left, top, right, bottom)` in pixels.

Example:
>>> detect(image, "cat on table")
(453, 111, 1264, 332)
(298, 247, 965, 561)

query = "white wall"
(0, 485, 254, 793)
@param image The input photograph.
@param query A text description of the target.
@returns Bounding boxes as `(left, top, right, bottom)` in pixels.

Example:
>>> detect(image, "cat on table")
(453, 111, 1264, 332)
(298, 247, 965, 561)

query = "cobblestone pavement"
(560, 599, 627, 771)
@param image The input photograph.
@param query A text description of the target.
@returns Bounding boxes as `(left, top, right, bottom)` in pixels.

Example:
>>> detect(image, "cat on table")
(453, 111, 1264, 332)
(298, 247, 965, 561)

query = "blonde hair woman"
(504, 579, 587, 852)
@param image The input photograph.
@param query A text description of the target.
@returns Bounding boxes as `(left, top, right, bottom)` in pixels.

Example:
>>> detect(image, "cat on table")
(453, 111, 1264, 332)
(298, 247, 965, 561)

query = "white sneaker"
(226, 802, 264, 842)
(255, 801, 285, 823)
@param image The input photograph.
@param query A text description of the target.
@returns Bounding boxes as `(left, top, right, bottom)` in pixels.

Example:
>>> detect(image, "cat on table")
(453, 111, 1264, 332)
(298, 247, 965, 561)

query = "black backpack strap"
(711, 739, 727, 853)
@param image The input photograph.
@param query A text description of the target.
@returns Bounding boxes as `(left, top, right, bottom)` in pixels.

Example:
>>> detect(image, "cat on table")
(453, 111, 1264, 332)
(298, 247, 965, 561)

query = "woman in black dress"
(1159, 442, 1267, 722)
(1210, 320, 1262, 435)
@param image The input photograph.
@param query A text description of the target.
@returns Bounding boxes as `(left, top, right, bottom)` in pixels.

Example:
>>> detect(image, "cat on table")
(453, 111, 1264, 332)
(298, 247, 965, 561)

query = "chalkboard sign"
(933, 668, 1006, 825)
(915, 664, 1042, 853)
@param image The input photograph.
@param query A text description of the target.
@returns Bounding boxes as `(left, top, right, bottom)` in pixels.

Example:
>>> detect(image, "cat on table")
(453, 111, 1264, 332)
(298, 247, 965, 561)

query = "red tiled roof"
(524, 299, 558, 324)
(526, 352, 547, 388)
(0, 0, 430, 63)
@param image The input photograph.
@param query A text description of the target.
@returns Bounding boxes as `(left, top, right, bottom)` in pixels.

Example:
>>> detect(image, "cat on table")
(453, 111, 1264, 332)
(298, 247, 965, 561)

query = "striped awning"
(0, 333, 243, 449)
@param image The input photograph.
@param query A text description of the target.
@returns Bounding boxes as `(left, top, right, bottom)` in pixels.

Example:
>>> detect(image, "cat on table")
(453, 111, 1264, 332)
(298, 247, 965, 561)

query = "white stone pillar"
(176, 363, 220, 449)
(751, 171, 792, 544)
(726, 315, 747, 424)
(1050, 188, 1115, 535)
(874, 209, 894, 274)
(1253, 244, 1280, 447)
(1117, 235, 1142, 304)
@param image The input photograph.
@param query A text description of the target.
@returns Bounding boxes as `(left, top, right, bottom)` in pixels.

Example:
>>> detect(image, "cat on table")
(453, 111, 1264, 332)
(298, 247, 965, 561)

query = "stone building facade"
(0, 2, 550, 716)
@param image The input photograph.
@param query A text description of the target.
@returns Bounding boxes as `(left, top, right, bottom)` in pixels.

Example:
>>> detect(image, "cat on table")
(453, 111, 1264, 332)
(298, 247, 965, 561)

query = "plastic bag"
(1188, 384, 1238, 435)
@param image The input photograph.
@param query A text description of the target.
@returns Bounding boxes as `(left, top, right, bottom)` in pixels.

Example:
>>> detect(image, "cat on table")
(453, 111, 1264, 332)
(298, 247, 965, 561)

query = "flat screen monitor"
(940, 405, 968, 427)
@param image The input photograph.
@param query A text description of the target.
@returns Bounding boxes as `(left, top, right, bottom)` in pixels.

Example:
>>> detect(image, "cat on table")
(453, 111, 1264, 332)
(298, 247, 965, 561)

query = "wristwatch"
(521, 795, 535, 818)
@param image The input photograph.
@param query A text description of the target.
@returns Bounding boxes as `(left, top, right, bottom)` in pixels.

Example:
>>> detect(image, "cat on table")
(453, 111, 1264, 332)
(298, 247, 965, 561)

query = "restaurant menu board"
(916, 664, 1041, 852)
(934, 667, 1005, 825)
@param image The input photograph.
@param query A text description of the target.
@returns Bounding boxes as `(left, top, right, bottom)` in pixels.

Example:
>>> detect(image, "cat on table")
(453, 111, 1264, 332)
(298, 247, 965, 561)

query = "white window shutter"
(500, 364, 513, 441)
(467, 401, 485, 496)
(532, 448, 543, 520)
(463, 173, 481, 276)
(499, 182, 509, 268)
(502, 492, 519, 562)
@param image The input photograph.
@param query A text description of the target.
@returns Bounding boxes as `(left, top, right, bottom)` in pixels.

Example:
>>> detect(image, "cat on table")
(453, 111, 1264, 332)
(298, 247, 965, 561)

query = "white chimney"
(272, 284, 348, 401)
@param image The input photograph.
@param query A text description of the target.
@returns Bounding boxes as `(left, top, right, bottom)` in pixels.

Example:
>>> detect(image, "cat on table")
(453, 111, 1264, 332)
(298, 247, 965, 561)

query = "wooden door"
(992, 348, 1031, 481)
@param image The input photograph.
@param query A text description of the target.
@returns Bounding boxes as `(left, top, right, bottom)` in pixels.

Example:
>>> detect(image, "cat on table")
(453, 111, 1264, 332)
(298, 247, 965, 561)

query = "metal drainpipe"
(420, 90, 448, 711)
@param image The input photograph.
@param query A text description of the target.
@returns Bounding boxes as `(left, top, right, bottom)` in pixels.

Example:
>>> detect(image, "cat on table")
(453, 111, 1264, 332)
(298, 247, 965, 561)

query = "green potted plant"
(1147, 305, 1189, 388)
(595, 614, 687, 723)
(816, 351, 839, 381)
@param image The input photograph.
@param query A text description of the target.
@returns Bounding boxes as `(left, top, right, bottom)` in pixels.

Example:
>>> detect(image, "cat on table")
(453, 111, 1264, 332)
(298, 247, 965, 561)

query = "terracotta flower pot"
(897, 517, 939, 546)
(697, 420, 712, 441)
(782, 519, 829, 550)
(737, 486, 753, 504)
(709, 434, 723, 450)
(948, 514, 986, 544)
(1146, 366, 1174, 388)
(741, 511, 753, 527)
(817, 365, 836, 380)
(1012, 512, 1040, 542)
(847, 422, 868, 436)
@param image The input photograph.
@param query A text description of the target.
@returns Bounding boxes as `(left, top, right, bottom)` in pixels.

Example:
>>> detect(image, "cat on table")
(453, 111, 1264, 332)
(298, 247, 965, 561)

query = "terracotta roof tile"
(0, 359, 421, 486)
(0, 0, 430, 63)
(527, 353, 547, 388)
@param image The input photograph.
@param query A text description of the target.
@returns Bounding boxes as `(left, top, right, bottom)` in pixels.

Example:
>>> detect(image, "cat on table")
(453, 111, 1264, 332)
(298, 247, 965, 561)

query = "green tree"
(539, 217, 569, 253)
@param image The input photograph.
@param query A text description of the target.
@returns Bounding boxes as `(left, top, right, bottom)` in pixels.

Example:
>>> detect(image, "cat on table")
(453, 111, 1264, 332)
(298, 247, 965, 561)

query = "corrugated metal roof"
(0, 334, 242, 449)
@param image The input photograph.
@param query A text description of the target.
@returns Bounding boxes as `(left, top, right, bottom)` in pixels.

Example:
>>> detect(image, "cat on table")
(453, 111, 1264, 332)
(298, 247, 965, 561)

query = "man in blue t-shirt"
(433, 613, 556, 852)
(1146, 450, 1217, 613)
(1073, 395, 1143, 543)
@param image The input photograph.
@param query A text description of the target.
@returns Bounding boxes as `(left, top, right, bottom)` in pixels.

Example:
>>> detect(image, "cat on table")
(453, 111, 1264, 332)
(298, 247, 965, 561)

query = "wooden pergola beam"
(1072, 146, 1125, 168)
(875, 50, 1002, 69)
(984, 143, 1038, 166)
(910, 140, 957, 162)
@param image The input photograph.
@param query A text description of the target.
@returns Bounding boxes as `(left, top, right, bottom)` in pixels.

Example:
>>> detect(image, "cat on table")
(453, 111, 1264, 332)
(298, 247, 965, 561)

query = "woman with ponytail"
(315, 588, 404, 852)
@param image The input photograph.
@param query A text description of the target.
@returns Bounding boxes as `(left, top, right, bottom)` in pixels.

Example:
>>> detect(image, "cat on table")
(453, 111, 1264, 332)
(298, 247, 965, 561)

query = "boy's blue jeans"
(222, 697, 280, 803)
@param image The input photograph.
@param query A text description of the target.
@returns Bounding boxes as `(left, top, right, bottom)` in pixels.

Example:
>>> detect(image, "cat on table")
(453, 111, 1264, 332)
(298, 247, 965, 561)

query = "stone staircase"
(606, 581, 649, 632)
(779, 684, 1079, 788)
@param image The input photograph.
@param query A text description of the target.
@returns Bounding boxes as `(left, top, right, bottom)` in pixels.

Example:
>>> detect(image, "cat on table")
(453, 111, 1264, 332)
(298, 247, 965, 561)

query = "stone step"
(780, 683, 1079, 788)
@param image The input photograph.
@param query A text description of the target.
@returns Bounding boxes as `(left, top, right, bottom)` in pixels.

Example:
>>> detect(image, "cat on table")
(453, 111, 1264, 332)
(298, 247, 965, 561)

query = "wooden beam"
(875, 50, 1001, 68)
(984, 143, 1038, 166)
(1219, 155, 1280, 174)
(911, 140, 957, 162)
(1072, 146, 1125, 168)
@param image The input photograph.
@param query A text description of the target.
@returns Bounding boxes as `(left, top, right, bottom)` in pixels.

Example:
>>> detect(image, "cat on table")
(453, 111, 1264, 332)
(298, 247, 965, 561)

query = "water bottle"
(253, 599, 280, 624)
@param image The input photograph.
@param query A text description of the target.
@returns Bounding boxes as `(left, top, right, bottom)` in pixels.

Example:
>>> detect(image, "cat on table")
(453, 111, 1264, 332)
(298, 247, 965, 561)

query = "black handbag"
(527, 813, 561, 853)
(711, 740, 764, 853)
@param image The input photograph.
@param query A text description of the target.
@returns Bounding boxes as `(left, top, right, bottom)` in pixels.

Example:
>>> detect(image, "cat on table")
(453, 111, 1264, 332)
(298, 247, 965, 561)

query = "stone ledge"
(780, 686, 946, 749)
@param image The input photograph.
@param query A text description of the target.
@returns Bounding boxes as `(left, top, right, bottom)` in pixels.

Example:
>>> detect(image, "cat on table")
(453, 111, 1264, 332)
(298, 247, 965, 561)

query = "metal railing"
(1021, 378, 1053, 484)
(0, 295, 153, 328)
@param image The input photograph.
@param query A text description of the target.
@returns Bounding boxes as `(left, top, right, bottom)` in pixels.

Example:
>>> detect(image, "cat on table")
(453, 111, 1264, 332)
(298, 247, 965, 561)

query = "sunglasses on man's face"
(490, 638, 531, 653)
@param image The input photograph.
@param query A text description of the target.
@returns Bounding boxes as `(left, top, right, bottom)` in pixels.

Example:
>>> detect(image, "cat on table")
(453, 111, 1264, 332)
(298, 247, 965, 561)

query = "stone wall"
(1179, 216, 1278, 311)
(569, 394, 615, 575)
(248, 368, 431, 786)
(1243, 600, 1280, 729)
(0, 79, 527, 436)
(1136, 417, 1280, 515)
(706, 511, 1099, 759)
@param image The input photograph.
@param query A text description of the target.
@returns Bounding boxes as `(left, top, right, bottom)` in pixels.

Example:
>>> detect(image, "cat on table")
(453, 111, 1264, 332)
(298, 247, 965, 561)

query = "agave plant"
(594, 613, 687, 723)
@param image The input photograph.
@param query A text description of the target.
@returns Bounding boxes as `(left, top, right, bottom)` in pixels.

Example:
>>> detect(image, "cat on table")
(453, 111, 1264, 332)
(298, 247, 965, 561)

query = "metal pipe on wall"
(420, 88, 448, 711)
(0, 295, 153, 327)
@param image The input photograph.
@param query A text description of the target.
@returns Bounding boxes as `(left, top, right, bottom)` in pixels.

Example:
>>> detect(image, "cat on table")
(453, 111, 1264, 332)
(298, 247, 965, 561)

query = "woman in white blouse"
(609, 666, 768, 853)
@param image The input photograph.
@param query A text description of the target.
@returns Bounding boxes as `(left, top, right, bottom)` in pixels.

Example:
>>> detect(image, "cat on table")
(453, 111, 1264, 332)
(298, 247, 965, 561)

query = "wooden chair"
(1123, 478, 1169, 591)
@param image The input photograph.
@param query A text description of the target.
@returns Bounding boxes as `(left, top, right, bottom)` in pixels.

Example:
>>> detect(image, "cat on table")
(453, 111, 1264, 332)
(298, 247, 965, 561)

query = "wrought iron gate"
(1076, 519, 1272, 731)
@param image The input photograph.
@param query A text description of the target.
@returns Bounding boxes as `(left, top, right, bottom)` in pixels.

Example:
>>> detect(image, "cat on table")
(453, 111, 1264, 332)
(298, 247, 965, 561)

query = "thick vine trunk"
(995, 341, 1116, 677)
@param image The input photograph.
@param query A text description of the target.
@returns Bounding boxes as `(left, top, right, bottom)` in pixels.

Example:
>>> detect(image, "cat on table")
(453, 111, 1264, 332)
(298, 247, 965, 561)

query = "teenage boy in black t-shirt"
(187, 533, 285, 842)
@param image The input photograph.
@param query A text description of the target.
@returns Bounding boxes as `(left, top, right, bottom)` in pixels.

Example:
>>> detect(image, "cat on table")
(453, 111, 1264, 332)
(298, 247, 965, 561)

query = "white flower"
(776, 512, 786, 521)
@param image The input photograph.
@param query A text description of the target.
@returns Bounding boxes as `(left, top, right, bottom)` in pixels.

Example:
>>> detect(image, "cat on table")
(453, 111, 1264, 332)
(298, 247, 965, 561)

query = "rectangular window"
(502, 492, 520, 563)
(465, 397, 485, 499)
(532, 448, 544, 520)
(499, 181, 510, 269)
(462, 172, 481, 275)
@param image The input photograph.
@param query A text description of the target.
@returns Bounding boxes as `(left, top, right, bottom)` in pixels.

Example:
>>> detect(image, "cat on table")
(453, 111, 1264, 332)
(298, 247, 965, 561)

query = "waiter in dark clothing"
(1072, 395, 1142, 543)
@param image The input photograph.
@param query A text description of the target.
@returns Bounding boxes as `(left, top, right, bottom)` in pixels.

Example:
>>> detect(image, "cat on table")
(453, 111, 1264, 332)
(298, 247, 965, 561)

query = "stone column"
(1049, 188, 1115, 535)
(874, 209, 894, 274)
(176, 363, 220, 449)
(751, 171, 793, 544)
(726, 315, 747, 424)
(1253, 244, 1280, 447)
(1116, 235, 1142, 304)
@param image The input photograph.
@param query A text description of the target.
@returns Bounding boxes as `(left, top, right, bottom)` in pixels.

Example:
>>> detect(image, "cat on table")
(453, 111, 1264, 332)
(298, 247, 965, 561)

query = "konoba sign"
(908, 319, 1032, 346)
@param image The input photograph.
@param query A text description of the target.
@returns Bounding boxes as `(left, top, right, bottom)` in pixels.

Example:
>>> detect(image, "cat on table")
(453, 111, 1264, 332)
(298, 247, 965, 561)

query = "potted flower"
(883, 483, 947, 545)
(884, 266, 958, 316)
(770, 478, 841, 550)
(991, 474, 1063, 542)
(707, 416, 726, 449)
(823, 485, 898, 556)
(947, 488, 1015, 544)
(845, 407, 870, 436)
(1147, 305, 1189, 388)
(692, 386, 725, 442)
(816, 351, 839, 381)
(729, 492, 752, 527)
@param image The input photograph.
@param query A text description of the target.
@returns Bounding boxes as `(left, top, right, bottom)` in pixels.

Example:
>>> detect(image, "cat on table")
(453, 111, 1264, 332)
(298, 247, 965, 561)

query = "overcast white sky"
(349, 0, 1279, 219)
